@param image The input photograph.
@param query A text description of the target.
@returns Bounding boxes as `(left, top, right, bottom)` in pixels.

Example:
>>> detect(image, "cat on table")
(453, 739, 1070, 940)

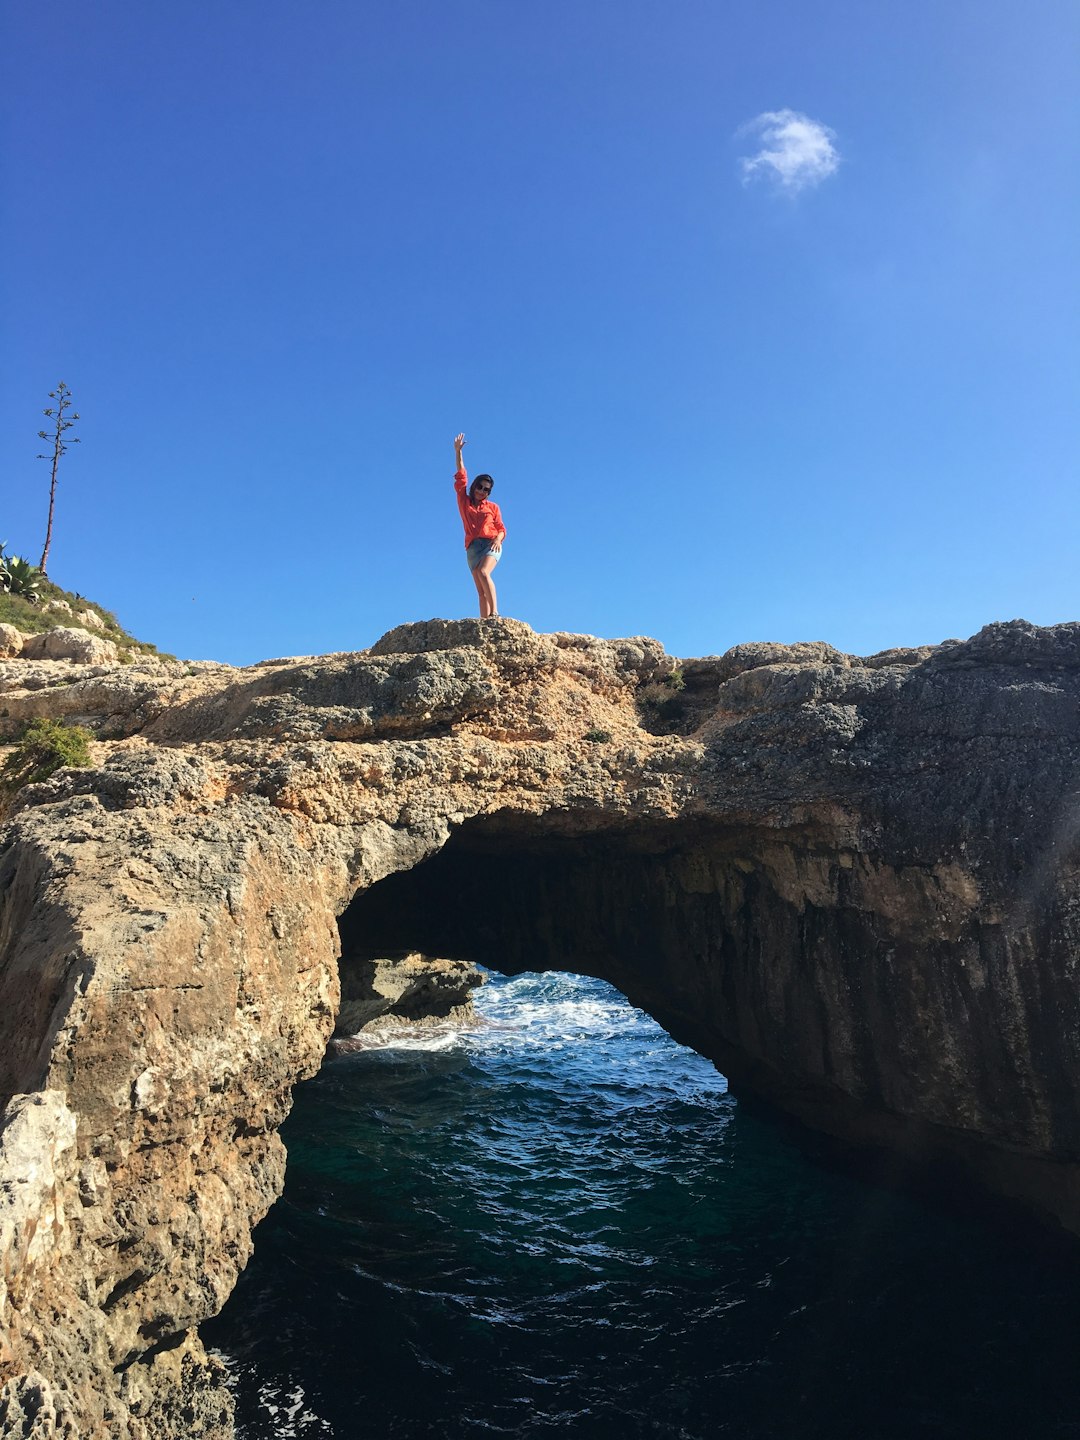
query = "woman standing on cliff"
(453, 433, 506, 619)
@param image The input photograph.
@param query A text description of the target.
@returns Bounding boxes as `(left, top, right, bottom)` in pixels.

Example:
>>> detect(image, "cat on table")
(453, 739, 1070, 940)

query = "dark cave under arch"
(330, 811, 1080, 1238)
(335, 811, 862, 1125)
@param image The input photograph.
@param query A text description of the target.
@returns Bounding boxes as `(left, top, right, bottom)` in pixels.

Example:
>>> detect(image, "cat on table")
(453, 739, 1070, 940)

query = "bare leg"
(470, 565, 490, 617)
(476, 554, 499, 617)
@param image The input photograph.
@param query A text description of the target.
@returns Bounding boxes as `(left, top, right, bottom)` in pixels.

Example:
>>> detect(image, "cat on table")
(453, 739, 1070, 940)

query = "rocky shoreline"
(2, 614, 1079, 1437)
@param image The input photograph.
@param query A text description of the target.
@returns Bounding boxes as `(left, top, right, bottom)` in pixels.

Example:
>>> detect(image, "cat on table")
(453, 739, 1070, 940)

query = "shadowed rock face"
(334, 952, 486, 1035)
(1, 615, 1079, 1436)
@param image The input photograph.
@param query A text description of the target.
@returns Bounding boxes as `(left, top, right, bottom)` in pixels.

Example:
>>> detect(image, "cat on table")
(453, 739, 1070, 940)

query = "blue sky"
(2, 1, 1077, 664)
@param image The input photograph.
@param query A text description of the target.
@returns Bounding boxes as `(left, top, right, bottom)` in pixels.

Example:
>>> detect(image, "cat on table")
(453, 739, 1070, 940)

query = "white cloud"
(739, 109, 841, 194)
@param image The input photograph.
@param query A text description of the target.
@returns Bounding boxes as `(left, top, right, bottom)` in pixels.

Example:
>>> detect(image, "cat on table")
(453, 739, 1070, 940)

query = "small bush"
(636, 667, 689, 735)
(0, 718, 92, 814)
(584, 728, 612, 744)
(637, 667, 685, 707)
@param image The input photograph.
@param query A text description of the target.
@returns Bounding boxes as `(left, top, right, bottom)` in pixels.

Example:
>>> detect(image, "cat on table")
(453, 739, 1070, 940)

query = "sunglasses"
(474, 483, 492, 493)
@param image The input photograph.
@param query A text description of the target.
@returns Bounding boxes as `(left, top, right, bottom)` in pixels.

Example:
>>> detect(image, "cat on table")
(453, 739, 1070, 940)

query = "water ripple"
(207, 970, 1080, 1440)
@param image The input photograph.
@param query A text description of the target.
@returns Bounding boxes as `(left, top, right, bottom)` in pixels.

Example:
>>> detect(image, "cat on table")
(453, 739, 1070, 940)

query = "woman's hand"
(454, 433, 466, 454)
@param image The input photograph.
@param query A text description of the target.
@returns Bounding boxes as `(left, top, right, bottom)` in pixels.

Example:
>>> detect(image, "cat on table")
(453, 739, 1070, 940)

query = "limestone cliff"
(1, 616, 1079, 1437)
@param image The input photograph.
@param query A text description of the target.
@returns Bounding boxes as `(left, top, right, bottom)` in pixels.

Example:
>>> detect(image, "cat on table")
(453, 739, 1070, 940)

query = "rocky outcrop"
(0, 620, 126, 664)
(335, 953, 486, 1034)
(0, 625, 24, 660)
(21, 627, 119, 665)
(1, 615, 1079, 1435)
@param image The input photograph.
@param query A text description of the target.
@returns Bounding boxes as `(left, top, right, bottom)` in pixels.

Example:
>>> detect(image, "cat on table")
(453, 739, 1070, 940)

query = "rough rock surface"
(1, 615, 1080, 1435)
(0, 625, 25, 659)
(335, 953, 486, 1034)
(21, 626, 119, 665)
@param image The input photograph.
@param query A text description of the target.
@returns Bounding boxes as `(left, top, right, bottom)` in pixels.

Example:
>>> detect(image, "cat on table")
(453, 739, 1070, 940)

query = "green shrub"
(584, 728, 612, 744)
(0, 571, 168, 657)
(0, 718, 92, 814)
(636, 667, 690, 735)
(637, 668, 685, 707)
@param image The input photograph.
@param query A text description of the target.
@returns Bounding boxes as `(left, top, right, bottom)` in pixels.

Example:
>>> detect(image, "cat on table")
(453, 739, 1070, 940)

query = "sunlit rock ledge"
(2, 614, 1079, 1438)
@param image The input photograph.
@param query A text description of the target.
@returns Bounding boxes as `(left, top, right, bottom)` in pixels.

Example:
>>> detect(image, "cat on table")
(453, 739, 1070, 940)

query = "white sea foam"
(335, 1023, 472, 1053)
(249, 1379, 333, 1438)
(339, 972, 660, 1057)
(212, 1354, 334, 1439)
(331, 972, 727, 1105)
(473, 973, 651, 1045)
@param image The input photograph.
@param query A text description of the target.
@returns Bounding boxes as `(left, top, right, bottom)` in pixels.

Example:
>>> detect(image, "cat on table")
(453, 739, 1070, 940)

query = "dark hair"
(470, 473, 495, 499)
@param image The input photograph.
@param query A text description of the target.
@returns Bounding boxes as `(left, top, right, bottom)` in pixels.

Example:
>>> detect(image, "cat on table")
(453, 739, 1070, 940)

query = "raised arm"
(454, 433, 466, 478)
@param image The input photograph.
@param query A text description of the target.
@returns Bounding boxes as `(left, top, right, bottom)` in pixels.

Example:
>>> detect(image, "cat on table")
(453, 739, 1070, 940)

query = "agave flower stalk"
(37, 381, 80, 576)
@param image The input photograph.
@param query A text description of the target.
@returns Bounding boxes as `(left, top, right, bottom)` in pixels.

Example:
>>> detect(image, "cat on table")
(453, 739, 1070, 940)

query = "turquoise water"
(206, 971, 1080, 1438)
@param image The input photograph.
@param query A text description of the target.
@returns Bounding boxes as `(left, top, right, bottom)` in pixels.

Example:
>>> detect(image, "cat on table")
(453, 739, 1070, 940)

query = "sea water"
(206, 971, 1080, 1439)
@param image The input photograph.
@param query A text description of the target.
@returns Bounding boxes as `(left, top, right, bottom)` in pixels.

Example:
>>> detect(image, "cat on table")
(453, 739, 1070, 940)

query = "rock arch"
(2, 616, 1079, 1437)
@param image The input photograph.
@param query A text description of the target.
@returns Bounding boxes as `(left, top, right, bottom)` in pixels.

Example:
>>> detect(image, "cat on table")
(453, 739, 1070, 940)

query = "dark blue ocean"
(205, 971, 1080, 1439)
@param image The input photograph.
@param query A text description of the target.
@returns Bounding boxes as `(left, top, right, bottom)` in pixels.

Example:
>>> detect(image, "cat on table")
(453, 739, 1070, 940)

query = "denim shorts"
(466, 538, 501, 571)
